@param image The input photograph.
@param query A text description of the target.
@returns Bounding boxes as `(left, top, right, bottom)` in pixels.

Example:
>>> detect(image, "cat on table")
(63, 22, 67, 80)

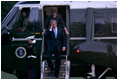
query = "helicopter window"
(16, 8, 30, 31)
(69, 10, 86, 37)
(70, 22, 86, 37)
(2, 7, 19, 37)
(2, 7, 19, 30)
(111, 18, 117, 33)
(1, 7, 19, 45)
(94, 18, 105, 35)
(16, 7, 39, 31)
(28, 7, 39, 30)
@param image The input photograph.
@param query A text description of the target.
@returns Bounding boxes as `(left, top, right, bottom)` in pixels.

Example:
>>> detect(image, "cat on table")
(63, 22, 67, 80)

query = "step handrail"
(40, 35, 44, 77)
(65, 34, 70, 79)
(66, 34, 70, 56)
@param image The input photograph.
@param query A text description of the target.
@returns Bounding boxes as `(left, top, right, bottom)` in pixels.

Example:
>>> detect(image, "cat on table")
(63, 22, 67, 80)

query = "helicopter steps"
(40, 55, 70, 79)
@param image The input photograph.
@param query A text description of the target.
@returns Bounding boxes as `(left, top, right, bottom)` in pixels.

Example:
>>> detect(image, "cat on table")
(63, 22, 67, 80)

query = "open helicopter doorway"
(40, 5, 70, 79)
(43, 5, 70, 56)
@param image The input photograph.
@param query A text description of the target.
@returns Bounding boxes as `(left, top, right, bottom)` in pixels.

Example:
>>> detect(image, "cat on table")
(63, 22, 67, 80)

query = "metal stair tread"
(45, 60, 66, 61)
(43, 77, 65, 79)
(44, 67, 66, 71)
(41, 56, 70, 79)
(45, 60, 67, 65)
(44, 64, 66, 67)
(43, 71, 66, 78)
(44, 71, 65, 72)
(43, 55, 66, 57)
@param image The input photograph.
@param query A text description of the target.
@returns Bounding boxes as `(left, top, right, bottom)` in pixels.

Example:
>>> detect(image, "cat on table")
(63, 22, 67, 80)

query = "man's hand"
(64, 27, 69, 35)
(42, 29, 46, 35)
(62, 47, 66, 52)
(21, 28, 25, 31)
(65, 30, 69, 35)
(42, 31, 45, 35)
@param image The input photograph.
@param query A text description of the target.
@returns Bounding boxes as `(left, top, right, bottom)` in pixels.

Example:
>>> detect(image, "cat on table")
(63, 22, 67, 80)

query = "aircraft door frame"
(42, 5, 70, 55)
(65, 6, 70, 56)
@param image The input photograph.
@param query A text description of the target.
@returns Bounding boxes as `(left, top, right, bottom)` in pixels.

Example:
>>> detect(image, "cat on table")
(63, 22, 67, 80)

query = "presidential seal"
(15, 47, 27, 58)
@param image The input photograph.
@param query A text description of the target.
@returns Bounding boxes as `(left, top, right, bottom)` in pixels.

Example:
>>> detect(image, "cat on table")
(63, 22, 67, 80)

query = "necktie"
(54, 28, 57, 39)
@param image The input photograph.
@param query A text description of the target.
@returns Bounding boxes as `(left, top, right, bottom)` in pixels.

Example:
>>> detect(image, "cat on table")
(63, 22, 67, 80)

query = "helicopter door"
(11, 7, 42, 71)
(94, 9, 117, 44)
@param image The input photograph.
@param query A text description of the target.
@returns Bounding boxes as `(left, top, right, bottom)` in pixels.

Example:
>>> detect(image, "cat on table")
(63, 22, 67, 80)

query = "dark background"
(1, 1, 18, 21)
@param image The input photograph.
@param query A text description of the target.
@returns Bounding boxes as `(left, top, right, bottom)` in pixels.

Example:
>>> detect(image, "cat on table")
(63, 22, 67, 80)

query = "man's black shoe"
(47, 70, 54, 77)
(54, 74, 60, 78)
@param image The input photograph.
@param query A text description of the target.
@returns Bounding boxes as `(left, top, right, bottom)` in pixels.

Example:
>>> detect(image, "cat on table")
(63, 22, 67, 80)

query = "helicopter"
(1, 1, 117, 79)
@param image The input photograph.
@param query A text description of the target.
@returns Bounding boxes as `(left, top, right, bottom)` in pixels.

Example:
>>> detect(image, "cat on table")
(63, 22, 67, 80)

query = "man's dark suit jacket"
(45, 27, 66, 52)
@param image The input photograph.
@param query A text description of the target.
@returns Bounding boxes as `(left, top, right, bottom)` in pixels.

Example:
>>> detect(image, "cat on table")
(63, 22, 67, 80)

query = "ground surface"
(1, 71, 115, 79)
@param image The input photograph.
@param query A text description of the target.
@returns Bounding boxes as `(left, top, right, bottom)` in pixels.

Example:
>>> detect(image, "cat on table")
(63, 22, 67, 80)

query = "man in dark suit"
(45, 19, 66, 78)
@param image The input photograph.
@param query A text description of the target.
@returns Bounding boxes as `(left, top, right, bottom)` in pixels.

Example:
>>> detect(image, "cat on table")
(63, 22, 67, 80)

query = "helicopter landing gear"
(87, 64, 96, 79)
(98, 67, 112, 79)
(87, 64, 112, 79)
